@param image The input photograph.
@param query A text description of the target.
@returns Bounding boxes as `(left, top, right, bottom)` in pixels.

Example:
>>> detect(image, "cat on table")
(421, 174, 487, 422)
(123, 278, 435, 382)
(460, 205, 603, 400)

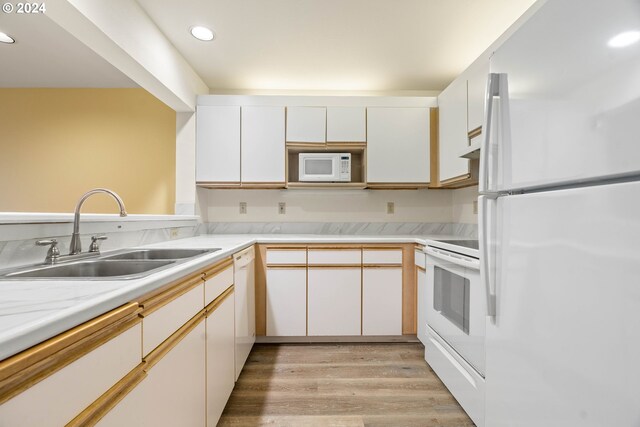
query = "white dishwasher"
(233, 246, 255, 380)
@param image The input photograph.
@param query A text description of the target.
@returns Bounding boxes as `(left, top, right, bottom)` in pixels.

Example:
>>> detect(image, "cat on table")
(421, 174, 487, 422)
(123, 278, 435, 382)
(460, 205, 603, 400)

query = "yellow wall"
(0, 89, 176, 214)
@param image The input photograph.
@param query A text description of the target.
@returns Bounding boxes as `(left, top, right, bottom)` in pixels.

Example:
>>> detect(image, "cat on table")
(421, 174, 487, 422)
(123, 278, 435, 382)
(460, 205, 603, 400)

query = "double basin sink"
(0, 248, 221, 280)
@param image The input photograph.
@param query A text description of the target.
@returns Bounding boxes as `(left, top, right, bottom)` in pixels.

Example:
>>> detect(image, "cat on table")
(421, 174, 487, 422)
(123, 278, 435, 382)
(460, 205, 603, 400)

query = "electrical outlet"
(239, 202, 247, 214)
(387, 202, 395, 214)
(278, 202, 286, 214)
(473, 201, 478, 214)
(170, 228, 179, 238)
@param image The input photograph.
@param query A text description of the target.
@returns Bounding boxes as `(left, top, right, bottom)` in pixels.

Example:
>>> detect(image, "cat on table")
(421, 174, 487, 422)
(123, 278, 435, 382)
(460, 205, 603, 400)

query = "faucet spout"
(69, 188, 127, 255)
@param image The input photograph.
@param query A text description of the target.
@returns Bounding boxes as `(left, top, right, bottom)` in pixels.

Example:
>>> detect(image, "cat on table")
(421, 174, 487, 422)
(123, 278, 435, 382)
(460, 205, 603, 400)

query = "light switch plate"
(239, 202, 247, 214)
(473, 201, 478, 214)
(278, 202, 286, 214)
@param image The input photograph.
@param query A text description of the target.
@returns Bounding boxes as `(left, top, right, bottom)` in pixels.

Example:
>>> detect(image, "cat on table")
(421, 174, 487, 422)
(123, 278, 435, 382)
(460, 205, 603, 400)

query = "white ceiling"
(0, 1, 536, 92)
(136, 0, 537, 93)
(0, 13, 136, 88)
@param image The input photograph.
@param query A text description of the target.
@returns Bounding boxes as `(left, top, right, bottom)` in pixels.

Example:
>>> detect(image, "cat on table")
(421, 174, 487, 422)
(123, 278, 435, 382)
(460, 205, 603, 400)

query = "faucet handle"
(36, 239, 60, 264)
(89, 235, 108, 253)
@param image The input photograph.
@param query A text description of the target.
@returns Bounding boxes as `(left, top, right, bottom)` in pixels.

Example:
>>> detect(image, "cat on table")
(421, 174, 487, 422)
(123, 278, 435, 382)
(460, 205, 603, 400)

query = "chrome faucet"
(69, 188, 127, 255)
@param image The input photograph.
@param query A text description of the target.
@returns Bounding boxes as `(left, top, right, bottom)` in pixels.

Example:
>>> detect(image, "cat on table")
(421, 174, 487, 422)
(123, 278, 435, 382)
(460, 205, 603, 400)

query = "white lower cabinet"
(308, 268, 361, 336)
(362, 268, 402, 335)
(98, 321, 206, 427)
(206, 293, 236, 426)
(266, 268, 307, 336)
(0, 323, 141, 427)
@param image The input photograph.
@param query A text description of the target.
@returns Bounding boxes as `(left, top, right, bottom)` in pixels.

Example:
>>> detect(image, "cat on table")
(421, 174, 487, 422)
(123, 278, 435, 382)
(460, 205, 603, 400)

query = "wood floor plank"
(219, 343, 475, 426)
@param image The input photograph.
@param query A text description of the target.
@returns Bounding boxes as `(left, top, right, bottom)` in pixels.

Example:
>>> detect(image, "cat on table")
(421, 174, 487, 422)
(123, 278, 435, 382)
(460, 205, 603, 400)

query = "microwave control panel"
(340, 155, 351, 180)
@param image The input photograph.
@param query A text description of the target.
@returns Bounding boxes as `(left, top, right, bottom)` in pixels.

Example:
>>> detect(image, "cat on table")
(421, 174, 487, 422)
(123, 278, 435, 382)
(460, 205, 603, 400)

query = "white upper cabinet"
(366, 107, 430, 183)
(326, 107, 366, 142)
(467, 60, 489, 132)
(438, 77, 470, 183)
(241, 106, 285, 183)
(286, 107, 326, 143)
(196, 106, 241, 182)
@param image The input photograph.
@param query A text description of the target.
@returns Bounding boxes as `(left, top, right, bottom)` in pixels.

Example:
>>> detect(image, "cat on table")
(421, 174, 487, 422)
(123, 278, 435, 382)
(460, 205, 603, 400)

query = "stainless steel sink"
(102, 248, 219, 261)
(3, 260, 175, 279)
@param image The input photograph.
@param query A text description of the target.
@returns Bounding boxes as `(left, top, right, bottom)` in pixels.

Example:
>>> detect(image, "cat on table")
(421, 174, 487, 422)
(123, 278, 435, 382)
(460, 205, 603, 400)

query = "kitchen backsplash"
(0, 219, 199, 270)
(202, 222, 477, 238)
(0, 220, 476, 269)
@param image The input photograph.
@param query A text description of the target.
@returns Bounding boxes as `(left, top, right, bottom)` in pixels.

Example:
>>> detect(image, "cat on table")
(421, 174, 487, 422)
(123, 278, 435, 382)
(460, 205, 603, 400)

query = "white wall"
(202, 189, 453, 223)
(451, 185, 478, 224)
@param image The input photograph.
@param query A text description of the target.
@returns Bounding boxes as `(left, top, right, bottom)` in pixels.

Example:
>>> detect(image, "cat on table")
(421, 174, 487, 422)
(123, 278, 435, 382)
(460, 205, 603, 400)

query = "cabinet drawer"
(363, 249, 402, 265)
(308, 249, 361, 265)
(266, 249, 306, 265)
(142, 283, 204, 357)
(205, 265, 233, 306)
(0, 323, 141, 427)
(415, 250, 426, 269)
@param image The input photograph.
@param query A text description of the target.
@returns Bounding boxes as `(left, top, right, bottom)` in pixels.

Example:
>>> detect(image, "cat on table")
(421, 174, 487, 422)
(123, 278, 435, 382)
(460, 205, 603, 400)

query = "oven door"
(426, 248, 485, 375)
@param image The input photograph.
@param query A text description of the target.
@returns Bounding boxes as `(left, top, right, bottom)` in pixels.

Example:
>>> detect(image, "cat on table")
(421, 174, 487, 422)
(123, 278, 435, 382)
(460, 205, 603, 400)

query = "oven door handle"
(424, 247, 480, 270)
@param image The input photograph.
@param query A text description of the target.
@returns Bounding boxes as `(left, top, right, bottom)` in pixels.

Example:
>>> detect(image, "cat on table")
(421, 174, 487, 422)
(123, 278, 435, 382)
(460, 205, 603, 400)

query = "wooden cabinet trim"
(363, 264, 403, 269)
(366, 183, 431, 189)
(266, 264, 308, 269)
(143, 309, 206, 371)
(430, 107, 440, 186)
(66, 363, 147, 427)
(139, 274, 204, 317)
(196, 182, 241, 189)
(204, 286, 235, 317)
(307, 264, 362, 269)
(416, 265, 427, 272)
(202, 257, 234, 278)
(468, 126, 482, 139)
(0, 303, 141, 405)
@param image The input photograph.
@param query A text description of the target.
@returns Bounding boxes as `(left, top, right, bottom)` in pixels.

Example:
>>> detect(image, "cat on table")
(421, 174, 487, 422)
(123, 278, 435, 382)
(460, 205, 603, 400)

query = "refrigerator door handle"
(479, 73, 503, 196)
(479, 195, 497, 318)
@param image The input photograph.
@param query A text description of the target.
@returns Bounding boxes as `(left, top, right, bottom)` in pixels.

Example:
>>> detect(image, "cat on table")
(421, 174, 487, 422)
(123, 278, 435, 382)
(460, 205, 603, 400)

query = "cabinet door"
(98, 322, 206, 427)
(417, 266, 427, 345)
(234, 248, 255, 380)
(142, 283, 204, 357)
(286, 107, 326, 143)
(438, 78, 470, 183)
(241, 106, 285, 183)
(196, 106, 240, 182)
(467, 60, 489, 132)
(366, 108, 430, 183)
(0, 324, 141, 427)
(266, 268, 307, 336)
(326, 107, 366, 142)
(206, 293, 235, 427)
(362, 268, 402, 335)
(308, 268, 361, 336)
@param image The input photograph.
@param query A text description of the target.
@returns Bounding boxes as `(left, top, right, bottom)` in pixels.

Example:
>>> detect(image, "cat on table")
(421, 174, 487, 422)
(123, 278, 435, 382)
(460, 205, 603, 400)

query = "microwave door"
(300, 155, 337, 181)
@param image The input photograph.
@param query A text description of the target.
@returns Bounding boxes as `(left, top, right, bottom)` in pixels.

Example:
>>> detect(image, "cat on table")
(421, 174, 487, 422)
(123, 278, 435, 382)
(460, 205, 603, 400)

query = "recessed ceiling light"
(608, 30, 640, 48)
(190, 26, 215, 42)
(0, 32, 15, 44)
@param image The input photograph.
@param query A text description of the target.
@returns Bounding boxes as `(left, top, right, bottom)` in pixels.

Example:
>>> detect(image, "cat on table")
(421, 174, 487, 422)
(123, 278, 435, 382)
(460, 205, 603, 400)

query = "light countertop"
(0, 234, 475, 361)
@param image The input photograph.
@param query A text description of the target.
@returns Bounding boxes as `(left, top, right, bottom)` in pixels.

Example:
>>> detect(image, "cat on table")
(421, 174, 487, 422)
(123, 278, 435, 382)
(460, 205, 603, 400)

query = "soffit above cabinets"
(0, 13, 137, 88)
(135, 0, 537, 93)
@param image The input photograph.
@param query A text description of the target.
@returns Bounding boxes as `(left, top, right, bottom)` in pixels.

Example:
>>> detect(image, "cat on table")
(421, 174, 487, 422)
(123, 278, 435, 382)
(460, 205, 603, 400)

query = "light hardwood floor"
(218, 343, 475, 427)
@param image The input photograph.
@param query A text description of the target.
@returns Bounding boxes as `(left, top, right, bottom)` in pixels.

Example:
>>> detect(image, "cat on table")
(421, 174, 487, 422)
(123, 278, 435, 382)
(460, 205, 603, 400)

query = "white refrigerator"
(480, 0, 640, 425)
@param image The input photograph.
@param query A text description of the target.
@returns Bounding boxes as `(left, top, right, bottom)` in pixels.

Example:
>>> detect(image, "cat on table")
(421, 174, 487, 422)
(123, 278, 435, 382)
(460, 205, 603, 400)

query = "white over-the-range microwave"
(298, 153, 351, 182)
